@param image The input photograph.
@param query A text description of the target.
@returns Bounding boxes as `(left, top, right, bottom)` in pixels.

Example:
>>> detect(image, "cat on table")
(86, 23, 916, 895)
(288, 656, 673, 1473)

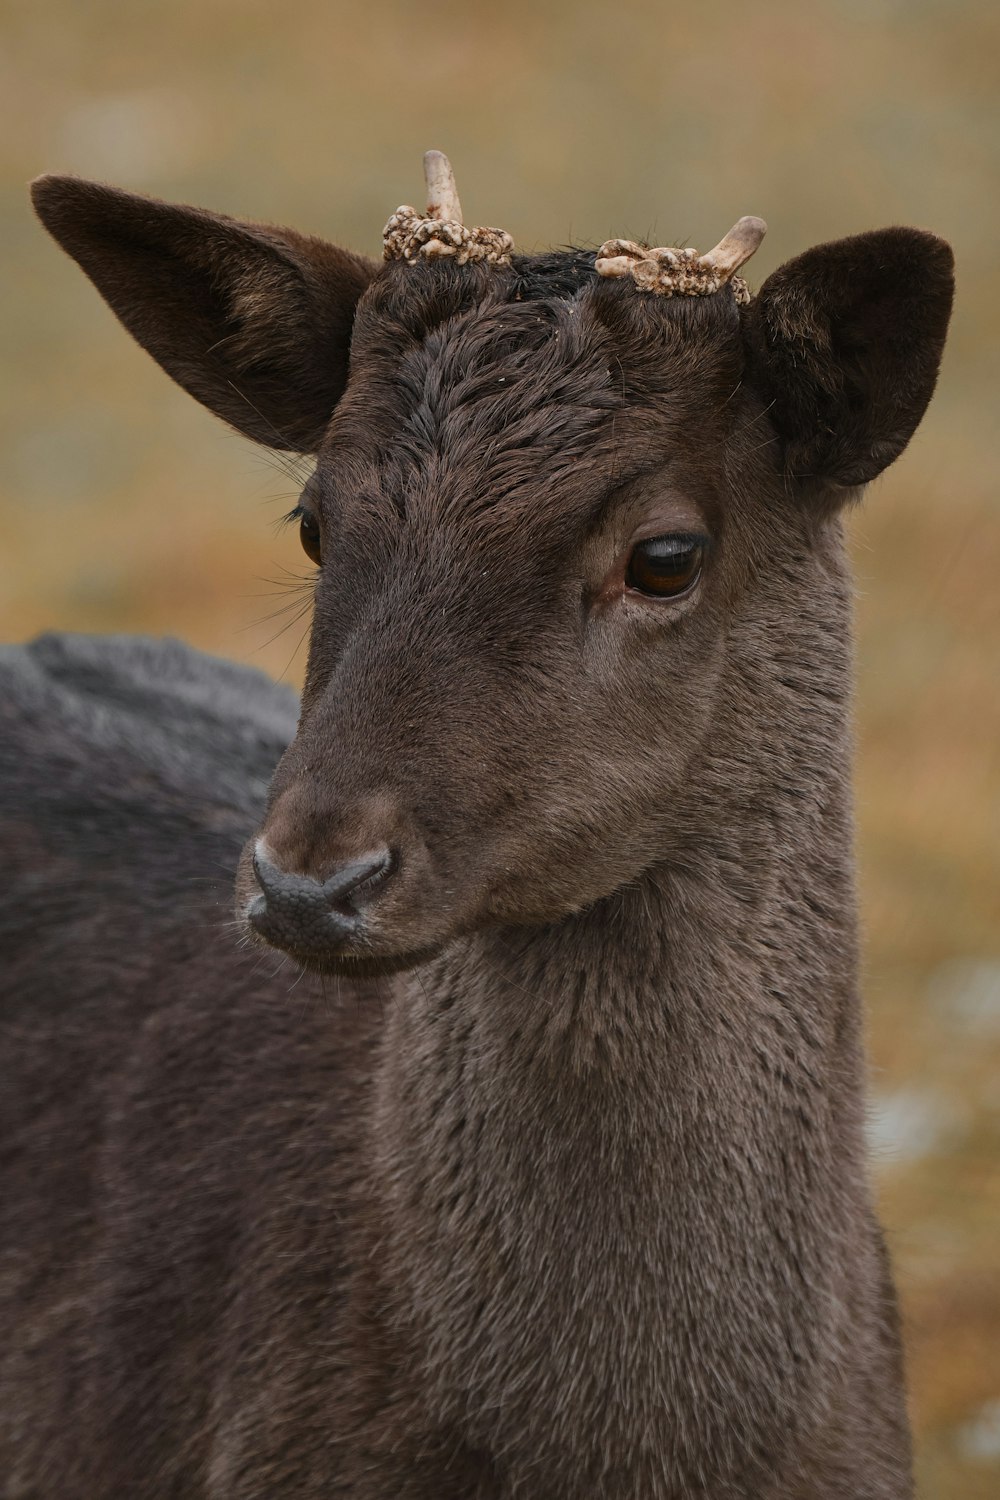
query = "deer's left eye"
(625, 535, 706, 599)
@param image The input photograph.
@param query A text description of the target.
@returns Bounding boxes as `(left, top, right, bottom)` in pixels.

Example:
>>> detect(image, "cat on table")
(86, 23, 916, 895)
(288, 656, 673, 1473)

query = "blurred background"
(1, 0, 997, 1492)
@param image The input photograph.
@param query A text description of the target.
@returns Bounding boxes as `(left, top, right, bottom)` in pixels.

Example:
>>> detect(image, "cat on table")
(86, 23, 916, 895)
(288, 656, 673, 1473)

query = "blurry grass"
(851, 441, 1000, 1497)
(1, 1, 998, 1494)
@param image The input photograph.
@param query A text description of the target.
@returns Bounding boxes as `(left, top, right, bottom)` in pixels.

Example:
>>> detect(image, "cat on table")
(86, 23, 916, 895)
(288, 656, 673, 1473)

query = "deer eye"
(290, 507, 322, 567)
(624, 535, 706, 599)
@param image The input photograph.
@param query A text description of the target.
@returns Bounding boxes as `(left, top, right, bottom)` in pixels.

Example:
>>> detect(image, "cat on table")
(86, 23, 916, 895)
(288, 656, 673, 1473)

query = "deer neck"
(367, 770, 871, 1489)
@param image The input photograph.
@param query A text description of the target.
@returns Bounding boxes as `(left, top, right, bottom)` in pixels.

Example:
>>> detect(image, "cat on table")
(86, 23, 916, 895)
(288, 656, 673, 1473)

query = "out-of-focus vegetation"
(1, 1, 997, 1492)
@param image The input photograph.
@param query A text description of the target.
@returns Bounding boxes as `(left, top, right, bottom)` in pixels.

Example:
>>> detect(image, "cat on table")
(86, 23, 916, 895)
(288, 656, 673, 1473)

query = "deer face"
(249, 271, 753, 970)
(32, 164, 953, 975)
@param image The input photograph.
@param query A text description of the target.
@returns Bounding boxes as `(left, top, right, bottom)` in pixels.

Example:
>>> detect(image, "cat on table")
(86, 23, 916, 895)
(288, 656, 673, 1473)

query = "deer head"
(32, 154, 953, 976)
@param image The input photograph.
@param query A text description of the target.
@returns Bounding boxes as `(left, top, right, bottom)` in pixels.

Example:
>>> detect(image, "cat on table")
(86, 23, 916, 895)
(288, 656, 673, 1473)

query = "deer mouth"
(261, 941, 446, 981)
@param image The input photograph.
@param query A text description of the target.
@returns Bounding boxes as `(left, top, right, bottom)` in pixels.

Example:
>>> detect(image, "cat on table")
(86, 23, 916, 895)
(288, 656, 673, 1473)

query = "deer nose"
(247, 843, 395, 956)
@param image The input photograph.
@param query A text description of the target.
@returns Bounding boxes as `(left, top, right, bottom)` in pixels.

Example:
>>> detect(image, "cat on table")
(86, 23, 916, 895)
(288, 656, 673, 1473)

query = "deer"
(0, 151, 953, 1498)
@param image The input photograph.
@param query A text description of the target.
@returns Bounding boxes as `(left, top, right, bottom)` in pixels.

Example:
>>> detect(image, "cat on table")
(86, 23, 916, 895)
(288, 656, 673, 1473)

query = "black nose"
(247, 844, 394, 957)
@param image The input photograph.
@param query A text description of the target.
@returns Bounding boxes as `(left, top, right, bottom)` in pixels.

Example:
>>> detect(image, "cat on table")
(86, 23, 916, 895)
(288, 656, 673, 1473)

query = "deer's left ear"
(744, 228, 954, 494)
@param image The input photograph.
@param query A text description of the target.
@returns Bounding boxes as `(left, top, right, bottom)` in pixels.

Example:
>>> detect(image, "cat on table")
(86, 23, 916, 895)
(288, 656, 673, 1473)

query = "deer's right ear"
(31, 175, 379, 452)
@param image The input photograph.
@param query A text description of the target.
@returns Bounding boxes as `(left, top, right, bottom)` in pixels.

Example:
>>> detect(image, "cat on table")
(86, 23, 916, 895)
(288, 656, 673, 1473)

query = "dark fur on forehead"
(332, 251, 746, 534)
(355, 248, 745, 358)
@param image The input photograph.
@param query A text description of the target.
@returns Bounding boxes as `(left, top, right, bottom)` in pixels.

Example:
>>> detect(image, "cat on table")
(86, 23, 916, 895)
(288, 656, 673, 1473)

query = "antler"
(595, 216, 767, 303)
(698, 216, 767, 279)
(422, 149, 462, 224)
(383, 150, 514, 267)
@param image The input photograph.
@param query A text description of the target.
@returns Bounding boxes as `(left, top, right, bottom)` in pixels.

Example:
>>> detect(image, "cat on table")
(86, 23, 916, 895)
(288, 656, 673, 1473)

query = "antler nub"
(423, 149, 462, 224)
(383, 150, 514, 267)
(595, 216, 767, 303)
(698, 216, 767, 279)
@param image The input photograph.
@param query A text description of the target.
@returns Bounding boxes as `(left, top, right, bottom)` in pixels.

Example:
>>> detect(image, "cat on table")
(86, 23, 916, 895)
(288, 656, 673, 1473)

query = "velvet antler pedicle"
(382, 148, 514, 265)
(595, 214, 768, 302)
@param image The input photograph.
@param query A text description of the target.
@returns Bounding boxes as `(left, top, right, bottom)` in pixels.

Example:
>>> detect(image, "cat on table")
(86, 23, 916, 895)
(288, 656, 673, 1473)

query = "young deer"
(2, 153, 952, 1498)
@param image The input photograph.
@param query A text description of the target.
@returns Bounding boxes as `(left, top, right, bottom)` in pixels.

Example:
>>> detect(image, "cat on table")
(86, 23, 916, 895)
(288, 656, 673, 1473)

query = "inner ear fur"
(31, 175, 379, 451)
(745, 227, 954, 493)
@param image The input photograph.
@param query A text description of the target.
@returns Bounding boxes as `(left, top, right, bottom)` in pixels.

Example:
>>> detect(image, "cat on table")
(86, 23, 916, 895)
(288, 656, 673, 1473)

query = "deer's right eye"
(290, 507, 322, 567)
(624, 534, 705, 599)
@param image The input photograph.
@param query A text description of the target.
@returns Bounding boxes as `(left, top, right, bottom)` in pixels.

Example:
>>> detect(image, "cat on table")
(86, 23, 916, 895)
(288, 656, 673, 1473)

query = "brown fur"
(0, 175, 954, 1497)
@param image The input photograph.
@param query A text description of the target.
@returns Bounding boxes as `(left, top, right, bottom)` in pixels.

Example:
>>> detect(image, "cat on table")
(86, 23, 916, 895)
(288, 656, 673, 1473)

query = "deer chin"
(247, 931, 448, 981)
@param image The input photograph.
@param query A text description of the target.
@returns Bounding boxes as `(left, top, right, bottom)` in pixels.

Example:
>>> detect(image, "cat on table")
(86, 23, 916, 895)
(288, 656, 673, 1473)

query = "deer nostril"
(320, 847, 396, 913)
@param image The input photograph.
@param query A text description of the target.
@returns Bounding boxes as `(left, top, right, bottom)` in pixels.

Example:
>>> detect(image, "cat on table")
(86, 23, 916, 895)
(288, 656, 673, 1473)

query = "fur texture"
(0, 178, 955, 1497)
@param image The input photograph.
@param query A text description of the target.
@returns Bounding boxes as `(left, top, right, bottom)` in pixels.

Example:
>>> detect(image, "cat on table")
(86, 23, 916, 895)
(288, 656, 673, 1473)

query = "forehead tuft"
(325, 250, 747, 533)
(350, 248, 744, 388)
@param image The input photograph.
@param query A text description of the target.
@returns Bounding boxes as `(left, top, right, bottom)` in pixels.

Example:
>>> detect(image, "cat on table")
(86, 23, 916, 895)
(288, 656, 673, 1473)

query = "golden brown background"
(1, 1, 997, 1493)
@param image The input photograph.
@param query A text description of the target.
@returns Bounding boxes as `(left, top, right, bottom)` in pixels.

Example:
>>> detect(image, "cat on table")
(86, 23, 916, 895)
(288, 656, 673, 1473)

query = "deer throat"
(362, 815, 877, 1493)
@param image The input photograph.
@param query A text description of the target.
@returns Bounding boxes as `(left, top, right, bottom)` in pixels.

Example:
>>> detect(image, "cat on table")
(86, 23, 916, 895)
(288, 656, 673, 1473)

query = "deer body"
(1, 159, 953, 1496)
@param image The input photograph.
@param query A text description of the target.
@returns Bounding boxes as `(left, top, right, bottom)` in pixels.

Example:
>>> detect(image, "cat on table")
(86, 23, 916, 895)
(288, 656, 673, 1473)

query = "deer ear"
(744, 228, 954, 494)
(31, 175, 379, 452)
